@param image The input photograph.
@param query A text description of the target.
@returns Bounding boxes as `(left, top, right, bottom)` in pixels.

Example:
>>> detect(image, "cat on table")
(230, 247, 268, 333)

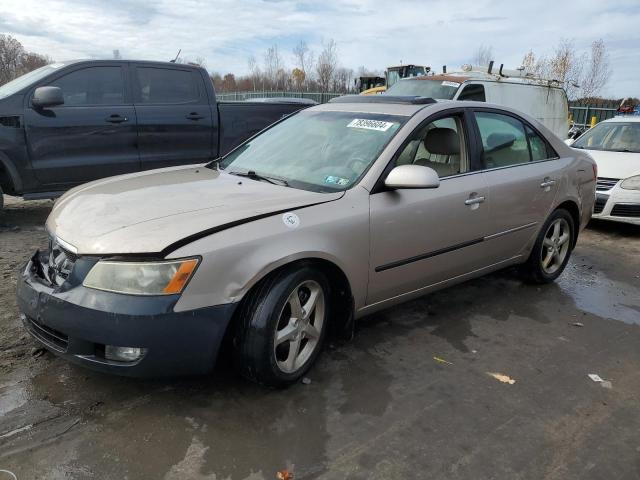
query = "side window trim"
(132, 65, 202, 105)
(371, 107, 478, 193)
(470, 107, 559, 172)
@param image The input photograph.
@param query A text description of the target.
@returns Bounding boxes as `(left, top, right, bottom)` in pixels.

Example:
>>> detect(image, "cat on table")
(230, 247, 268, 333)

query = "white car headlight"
(83, 258, 199, 295)
(620, 175, 640, 190)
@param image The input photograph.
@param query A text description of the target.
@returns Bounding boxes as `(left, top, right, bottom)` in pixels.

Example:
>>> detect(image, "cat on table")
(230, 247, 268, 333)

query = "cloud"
(0, 0, 638, 97)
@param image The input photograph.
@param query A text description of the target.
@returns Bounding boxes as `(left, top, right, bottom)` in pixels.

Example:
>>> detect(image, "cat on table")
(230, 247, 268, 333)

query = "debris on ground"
(571, 322, 585, 327)
(31, 347, 46, 358)
(301, 377, 311, 385)
(486, 372, 516, 385)
(588, 373, 612, 389)
(276, 470, 294, 480)
(433, 356, 453, 365)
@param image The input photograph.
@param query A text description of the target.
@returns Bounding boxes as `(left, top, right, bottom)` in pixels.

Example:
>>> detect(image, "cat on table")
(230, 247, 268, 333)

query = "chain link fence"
(569, 100, 619, 128)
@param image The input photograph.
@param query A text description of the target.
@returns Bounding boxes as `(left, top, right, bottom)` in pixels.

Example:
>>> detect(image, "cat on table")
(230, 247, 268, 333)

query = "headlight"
(620, 175, 640, 190)
(83, 258, 199, 295)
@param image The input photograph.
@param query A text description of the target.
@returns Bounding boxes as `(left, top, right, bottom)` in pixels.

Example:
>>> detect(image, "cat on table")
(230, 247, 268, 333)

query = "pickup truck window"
(50, 67, 125, 106)
(135, 68, 199, 104)
(219, 110, 407, 193)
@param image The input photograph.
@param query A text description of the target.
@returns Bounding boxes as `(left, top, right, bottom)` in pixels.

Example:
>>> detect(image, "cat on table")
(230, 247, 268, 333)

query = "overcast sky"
(1, 0, 638, 97)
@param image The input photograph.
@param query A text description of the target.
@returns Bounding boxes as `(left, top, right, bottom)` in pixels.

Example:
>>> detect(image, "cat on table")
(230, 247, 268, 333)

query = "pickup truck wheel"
(520, 208, 575, 284)
(233, 266, 330, 387)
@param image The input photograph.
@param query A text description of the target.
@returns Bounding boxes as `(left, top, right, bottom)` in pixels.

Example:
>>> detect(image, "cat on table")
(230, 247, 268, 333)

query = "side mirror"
(384, 164, 440, 189)
(564, 138, 575, 146)
(32, 86, 64, 109)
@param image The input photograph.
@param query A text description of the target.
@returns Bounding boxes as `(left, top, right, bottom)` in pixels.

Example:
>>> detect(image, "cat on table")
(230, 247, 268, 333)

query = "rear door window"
(474, 112, 532, 168)
(135, 67, 200, 104)
(50, 66, 125, 106)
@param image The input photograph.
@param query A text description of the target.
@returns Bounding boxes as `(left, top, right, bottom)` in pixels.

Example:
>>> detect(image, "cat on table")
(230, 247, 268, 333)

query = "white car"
(569, 116, 640, 225)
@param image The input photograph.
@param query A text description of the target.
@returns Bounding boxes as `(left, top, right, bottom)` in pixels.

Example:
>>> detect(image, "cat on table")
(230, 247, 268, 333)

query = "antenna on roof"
(170, 49, 182, 63)
(487, 61, 494, 74)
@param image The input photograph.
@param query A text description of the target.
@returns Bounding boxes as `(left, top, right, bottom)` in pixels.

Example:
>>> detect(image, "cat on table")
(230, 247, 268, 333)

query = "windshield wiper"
(229, 170, 289, 187)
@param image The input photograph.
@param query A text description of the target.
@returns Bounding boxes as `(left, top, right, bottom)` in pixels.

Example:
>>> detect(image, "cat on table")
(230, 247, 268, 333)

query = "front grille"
(25, 316, 68, 352)
(594, 195, 608, 214)
(611, 203, 640, 218)
(46, 237, 77, 286)
(596, 177, 619, 191)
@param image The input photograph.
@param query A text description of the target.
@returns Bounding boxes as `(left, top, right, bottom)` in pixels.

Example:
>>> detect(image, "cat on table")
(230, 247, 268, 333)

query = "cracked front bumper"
(16, 253, 237, 377)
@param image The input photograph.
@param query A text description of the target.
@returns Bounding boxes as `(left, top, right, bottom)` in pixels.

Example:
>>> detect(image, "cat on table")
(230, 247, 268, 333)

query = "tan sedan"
(17, 96, 596, 386)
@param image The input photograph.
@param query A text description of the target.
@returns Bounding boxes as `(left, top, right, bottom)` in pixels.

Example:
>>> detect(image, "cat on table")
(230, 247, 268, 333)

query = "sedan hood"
(48, 165, 343, 255)
(580, 148, 640, 179)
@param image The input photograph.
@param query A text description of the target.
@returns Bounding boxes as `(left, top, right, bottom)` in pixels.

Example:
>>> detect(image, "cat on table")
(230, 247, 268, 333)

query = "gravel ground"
(0, 196, 639, 480)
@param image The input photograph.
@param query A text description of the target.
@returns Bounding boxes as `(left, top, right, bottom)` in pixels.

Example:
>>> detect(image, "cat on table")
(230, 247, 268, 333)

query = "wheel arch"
(231, 256, 356, 342)
(0, 152, 22, 195)
(555, 199, 580, 248)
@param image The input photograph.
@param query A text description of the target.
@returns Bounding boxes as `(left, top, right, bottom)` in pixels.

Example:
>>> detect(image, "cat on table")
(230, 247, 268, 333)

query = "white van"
(385, 65, 569, 139)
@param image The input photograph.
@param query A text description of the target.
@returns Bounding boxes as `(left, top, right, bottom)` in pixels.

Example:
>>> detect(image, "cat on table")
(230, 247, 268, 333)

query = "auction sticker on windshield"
(347, 118, 396, 132)
(442, 81, 461, 88)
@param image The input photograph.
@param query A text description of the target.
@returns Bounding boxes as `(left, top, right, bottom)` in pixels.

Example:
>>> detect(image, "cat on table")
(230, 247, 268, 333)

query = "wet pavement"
(1, 197, 639, 479)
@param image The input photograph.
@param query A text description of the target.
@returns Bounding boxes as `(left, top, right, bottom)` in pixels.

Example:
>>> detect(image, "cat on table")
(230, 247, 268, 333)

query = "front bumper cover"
(16, 252, 237, 377)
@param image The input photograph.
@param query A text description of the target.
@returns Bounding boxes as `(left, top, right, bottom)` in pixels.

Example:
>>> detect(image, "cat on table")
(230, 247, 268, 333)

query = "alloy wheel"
(273, 280, 325, 374)
(540, 217, 571, 275)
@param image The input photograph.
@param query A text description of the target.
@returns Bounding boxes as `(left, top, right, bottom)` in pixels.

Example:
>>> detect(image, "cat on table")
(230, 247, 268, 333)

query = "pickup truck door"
(24, 64, 139, 189)
(131, 64, 216, 169)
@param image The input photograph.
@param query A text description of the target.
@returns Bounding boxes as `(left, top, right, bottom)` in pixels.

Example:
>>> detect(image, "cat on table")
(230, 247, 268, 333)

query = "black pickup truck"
(0, 60, 312, 209)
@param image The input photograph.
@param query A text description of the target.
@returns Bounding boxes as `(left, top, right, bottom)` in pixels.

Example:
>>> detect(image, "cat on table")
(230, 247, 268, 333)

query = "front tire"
(233, 266, 330, 387)
(520, 208, 575, 284)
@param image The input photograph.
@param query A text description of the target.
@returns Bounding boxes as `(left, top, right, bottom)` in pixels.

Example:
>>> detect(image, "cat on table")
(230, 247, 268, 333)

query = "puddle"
(0, 380, 28, 416)
(558, 263, 640, 326)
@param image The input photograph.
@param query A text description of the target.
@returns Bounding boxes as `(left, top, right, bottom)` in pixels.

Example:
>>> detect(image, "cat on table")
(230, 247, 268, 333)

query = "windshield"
(386, 79, 460, 99)
(0, 64, 64, 100)
(573, 122, 640, 153)
(218, 110, 406, 192)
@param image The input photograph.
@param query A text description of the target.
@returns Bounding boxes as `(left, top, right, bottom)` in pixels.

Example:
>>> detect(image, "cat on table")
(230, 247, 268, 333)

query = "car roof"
(601, 115, 640, 123)
(56, 59, 203, 69)
(311, 101, 431, 116)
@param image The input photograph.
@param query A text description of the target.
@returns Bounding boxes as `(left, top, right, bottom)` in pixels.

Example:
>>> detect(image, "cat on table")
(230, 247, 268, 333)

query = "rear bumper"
(16, 255, 237, 377)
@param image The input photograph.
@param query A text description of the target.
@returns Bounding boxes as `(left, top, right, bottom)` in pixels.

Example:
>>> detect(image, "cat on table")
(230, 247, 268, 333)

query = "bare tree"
(0, 34, 25, 84)
(547, 38, 585, 99)
(112, 49, 122, 60)
(222, 73, 236, 92)
(521, 50, 547, 78)
(264, 44, 284, 90)
(0, 34, 53, 85)
(247, 55, 261, 91)
(472, 44, 494, 66)
(580, 39, 610, 98)
(316, 39, 338, 93)
(18, 52, 51, 76)
(292, 40, 314, 89)
(192, 56, 207, 69)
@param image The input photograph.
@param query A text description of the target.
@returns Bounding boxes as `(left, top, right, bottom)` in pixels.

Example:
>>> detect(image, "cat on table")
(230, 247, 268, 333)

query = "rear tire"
(520, 208, 575, 284)
(233, 266, 330, 387)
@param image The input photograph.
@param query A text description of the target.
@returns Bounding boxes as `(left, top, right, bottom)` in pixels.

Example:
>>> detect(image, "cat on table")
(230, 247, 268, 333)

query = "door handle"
(105, 114, 128, 124)
(465, 196, 485, 206)
(186, 112, 205, 120)
(540, 179, 556, 188)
